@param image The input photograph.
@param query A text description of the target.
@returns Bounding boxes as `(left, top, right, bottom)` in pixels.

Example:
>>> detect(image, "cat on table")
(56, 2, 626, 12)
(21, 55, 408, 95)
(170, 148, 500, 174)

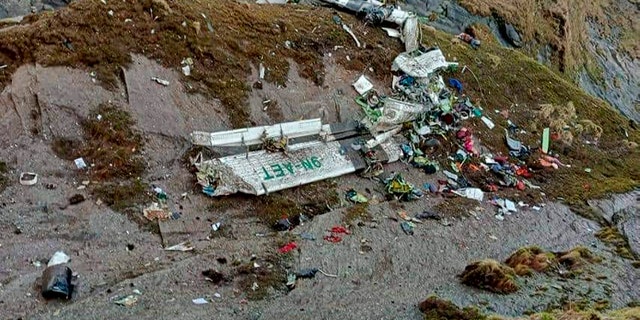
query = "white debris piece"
(401, 15, 420, 52)
(392, 49, 455, 78)
(352, 75, 374, 95)
(19, 172, 38, 186)
(165, 241, 194, 252)
(496, 198, 518, 216)
(151, 77, 170, 86)
(453, 188, 484, 202)
(381, 27, 401, 38)
(114, 294, 139, 306)
(181, 65, 191, 76)
(259, 63, 265, 80)
(443, 170, 459, 181)
(74, 157, 87, 169)
(191, 118, 326, 147)
(192, 298, 209, 305)
(481, 116, 495, 129)
(369, 98, 431, 132)
(48, 251, 70, 267)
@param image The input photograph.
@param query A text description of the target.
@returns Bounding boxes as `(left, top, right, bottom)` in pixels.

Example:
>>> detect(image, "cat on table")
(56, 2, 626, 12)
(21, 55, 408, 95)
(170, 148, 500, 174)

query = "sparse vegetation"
(596, 227, 636, 260)
(459, 259, 519, 294)
(51, 137, 84, 161)
(555, 246, 603, 270)
(343, 202, 370, 225)
(235, 253, 288, 301)
(434, 197, 479, 218)
(255, 180, 340, 227)
(419, 296, 640, 320)
(92, 179, 150, 211)
(419, 296, 487, 320)
(82, 104, 145, 181)
(49, 104, 151, 218)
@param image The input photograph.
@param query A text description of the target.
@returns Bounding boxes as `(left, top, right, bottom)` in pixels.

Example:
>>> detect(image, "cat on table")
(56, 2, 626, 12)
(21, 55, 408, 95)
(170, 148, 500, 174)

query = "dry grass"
(50, 104, 145, 181)
(418, 296, 640, 320)
(0, 0, 402, 128)
(534, 101, 604, 144)
(419, 296, 487, 320)
(92, 179, 150, 211)
(434, 196, 479, 218)
(505, 246, 556, 276)
(555, 246, 603, 270)
(459, 259, 519, 294)
(504, 246, 601, 277)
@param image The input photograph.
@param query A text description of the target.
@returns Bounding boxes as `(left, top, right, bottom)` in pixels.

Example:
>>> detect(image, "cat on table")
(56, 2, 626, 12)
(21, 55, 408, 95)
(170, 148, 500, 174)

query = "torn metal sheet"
(371, 98, 432, 132)
(191, 119, 328, 147)
(392, 49, 456, 78)
(401, 16, 420, 53)
(195, 136, 401, 196)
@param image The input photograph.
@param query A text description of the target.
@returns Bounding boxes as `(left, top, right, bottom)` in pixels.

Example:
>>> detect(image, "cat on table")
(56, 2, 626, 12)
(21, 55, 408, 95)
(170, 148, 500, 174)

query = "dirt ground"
(0, 54, 639, 319)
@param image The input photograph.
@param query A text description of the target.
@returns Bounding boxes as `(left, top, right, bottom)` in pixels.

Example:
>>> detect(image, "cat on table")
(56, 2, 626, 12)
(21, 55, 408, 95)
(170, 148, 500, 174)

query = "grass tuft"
(459, 259, 519, 294)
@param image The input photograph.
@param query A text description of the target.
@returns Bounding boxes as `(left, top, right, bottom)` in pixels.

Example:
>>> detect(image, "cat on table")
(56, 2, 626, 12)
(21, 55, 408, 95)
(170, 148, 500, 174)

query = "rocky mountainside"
(403, 0, 640, 122)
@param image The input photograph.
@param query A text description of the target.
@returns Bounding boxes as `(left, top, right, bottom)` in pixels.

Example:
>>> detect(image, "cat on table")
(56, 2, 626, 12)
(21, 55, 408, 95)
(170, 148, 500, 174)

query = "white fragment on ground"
(453, 188, 484, 201)
(192, 298, 209, 305)
(47, 251, 70, 267)
(164, 241, 194, 251)
(151, 77, 170, 86)
(352, 75, 373, 95)
(481, 116, 495, 129)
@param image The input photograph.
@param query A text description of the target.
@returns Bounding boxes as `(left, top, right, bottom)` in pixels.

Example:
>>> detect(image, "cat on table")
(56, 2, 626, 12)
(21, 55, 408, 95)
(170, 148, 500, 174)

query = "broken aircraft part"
(192, 122, 402, 196)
